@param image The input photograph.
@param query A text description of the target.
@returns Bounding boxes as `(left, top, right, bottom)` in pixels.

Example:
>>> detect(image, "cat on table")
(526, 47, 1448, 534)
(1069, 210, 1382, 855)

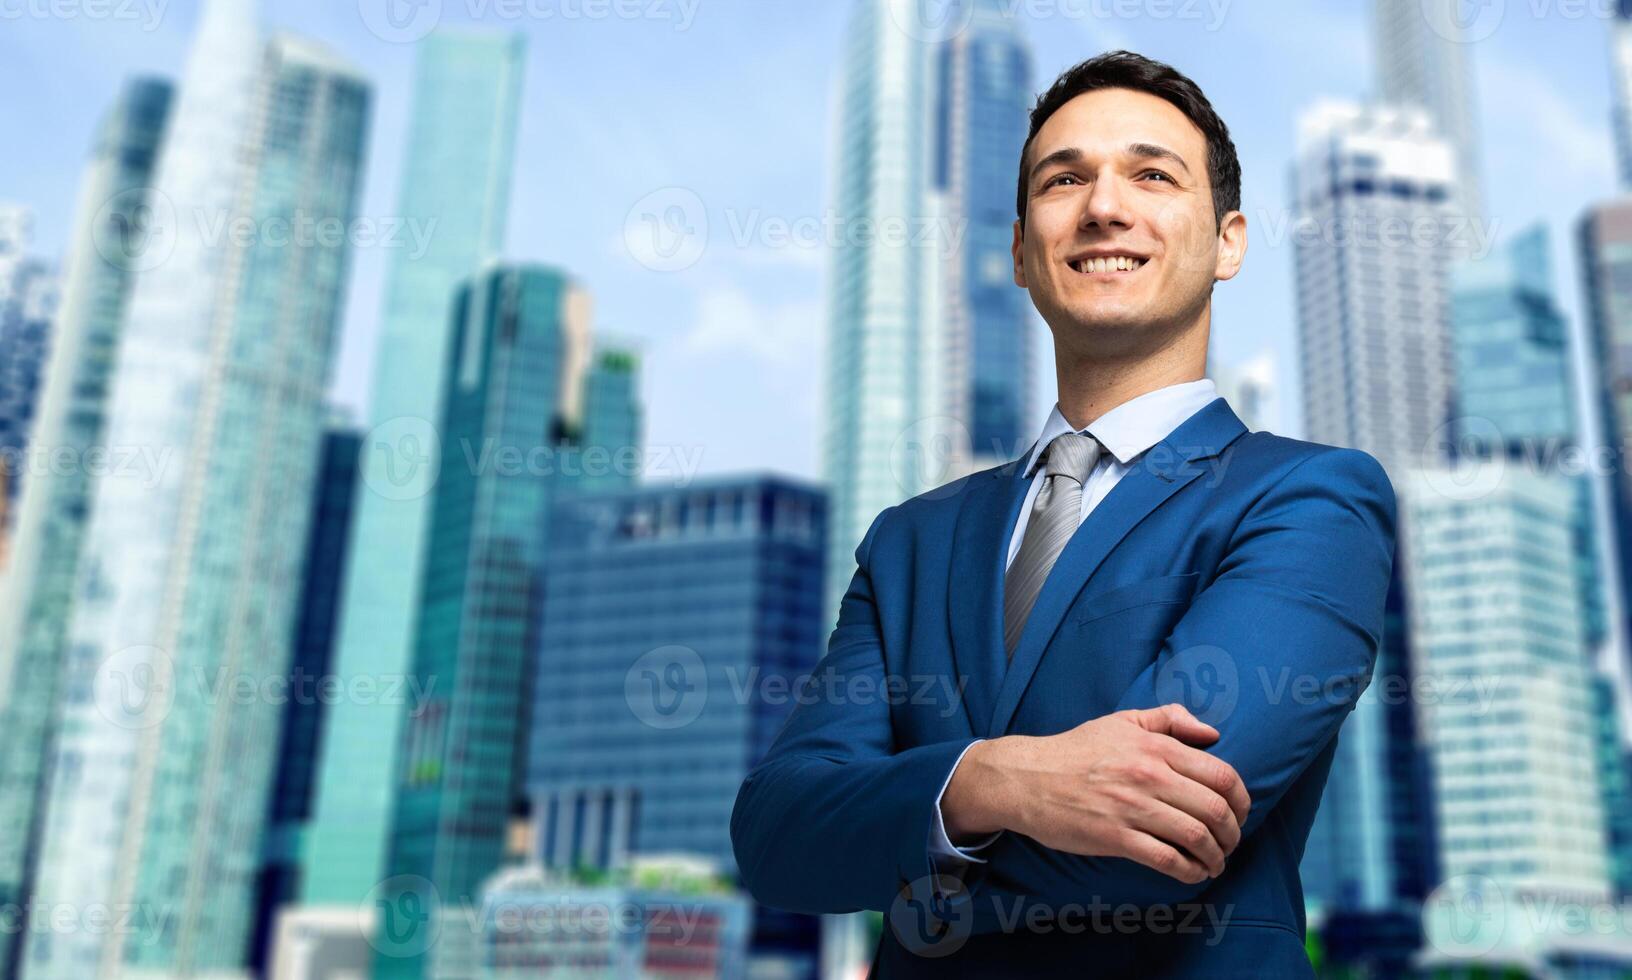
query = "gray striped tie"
(1003, 431, 1102, 658)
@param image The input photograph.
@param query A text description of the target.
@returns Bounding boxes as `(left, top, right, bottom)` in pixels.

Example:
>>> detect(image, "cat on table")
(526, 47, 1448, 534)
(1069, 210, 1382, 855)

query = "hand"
(941, 703, 1251, 884)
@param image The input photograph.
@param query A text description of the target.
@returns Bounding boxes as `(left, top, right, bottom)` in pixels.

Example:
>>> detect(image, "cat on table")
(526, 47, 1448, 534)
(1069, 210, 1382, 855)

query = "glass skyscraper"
(1293, 100, 1461, 916)
(250, 419, 363, 973)
(0, 206, 57, 542)
(528, 474, 827, 977)
(0, 77, 172, 980)
(934, 0, 1034, 467)
(301, 30, 526, 909)
(19, 3, 372, 973)
(1373, 0, 1486, 225)
(373, 263, 620, 980)
(823, 0, 942, 630)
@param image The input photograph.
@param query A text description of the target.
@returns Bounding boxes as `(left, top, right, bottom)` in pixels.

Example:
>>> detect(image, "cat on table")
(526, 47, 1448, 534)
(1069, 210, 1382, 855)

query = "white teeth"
(1073, 256, 1144, 273)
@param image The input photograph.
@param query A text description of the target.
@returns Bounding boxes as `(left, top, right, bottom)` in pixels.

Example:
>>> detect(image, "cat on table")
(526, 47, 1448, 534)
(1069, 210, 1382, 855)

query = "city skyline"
(0, 1, 1614, 483)
(4, 1, 1632, 976)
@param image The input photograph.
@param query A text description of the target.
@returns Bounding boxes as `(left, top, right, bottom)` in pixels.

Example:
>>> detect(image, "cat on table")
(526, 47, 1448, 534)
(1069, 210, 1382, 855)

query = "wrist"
(943, 737, 1021, 842)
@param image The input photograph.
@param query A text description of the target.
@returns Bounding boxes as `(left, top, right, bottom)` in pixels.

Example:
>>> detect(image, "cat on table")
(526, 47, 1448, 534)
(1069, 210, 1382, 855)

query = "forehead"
(1030, 87, 1207, 168)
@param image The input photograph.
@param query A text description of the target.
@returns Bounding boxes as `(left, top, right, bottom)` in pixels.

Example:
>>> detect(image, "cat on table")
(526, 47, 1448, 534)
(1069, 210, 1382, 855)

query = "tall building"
(1293, 100, 1459, 480)
(573, 345, 644, 495)
(1582, 199, 1632, 643)
(1373, 0, 1486, 224)
(20, 3, 371, 974)
(935, 0, 1034, 466)
(301, 30, 526, 908)
(0, 205, 59, 539)
(1611, 1, 1632, 191)
(823, 0, 943, 627)
(250, 420, 364, 974)
(529, 475, 827, 977)
(822, 0, 1035, 615)
(1401, 467, 1611, 898)
(1293, 99, 1460, 915)
(373, 264, 627, 980)
(1452, 222, 1632, 907)
(0, 77, 172, 980)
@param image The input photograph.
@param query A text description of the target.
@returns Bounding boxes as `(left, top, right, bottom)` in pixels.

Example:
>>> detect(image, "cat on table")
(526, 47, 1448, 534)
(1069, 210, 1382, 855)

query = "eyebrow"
(1029, 142, 1193, 185)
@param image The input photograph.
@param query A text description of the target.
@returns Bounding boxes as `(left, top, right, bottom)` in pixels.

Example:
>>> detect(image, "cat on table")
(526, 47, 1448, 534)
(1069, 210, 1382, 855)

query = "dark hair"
(1016, 50, 1241, 232)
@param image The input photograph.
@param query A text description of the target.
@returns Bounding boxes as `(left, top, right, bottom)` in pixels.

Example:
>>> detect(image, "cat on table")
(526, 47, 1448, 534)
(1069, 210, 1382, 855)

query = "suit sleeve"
(973, 447, 1398, 908)
(731, 505, 980, 915)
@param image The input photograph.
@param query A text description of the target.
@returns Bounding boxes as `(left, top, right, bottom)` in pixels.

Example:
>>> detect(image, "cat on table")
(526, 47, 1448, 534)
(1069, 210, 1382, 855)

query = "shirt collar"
(1022, 378, 1221, 477)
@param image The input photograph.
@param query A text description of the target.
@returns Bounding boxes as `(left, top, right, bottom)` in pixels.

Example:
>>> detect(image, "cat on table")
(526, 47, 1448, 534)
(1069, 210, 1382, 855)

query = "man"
(731, 50, 1395, 978)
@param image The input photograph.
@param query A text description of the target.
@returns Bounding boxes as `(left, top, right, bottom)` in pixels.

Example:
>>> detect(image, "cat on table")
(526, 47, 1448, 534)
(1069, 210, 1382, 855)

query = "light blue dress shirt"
(929, 378, 1223, 866)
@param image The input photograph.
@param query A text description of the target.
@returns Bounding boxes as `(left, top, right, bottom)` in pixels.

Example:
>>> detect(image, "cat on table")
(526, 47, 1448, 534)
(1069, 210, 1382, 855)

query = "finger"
(1132, 703, 1219, 746)
(1151, 766, 1241, 857)
(1131, 797, 1226, 878)
(1160, 741, 1251, 827)
(1116, 828, 1212, 885)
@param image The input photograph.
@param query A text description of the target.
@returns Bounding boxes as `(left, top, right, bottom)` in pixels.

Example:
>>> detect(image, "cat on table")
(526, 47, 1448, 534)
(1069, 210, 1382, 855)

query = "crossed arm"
(730, 447, 1396, 915)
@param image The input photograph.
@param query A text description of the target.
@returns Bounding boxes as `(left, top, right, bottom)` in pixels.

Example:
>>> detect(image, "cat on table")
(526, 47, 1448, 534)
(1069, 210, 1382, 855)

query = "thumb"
(1131, 703, 1219, 744)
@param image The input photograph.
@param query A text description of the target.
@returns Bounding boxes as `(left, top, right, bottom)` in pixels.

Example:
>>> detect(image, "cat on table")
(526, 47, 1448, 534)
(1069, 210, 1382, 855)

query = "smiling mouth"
(1070, 256, 1148, 275)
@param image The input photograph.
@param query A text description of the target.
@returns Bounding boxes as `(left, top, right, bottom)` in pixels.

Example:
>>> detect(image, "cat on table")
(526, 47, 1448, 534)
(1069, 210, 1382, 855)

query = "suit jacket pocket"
(1075, 572, 1200, 626)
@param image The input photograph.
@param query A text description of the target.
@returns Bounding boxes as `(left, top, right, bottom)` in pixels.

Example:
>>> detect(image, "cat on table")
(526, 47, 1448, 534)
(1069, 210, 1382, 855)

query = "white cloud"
(682, 284, 822, 366)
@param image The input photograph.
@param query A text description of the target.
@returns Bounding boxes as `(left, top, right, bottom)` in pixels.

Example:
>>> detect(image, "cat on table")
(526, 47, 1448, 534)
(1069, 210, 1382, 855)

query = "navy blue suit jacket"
(731, 397, 1397, 978)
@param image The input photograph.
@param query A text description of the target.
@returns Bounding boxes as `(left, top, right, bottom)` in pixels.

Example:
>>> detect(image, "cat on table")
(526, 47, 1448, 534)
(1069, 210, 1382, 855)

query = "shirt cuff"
(927, 739, 1001, 865)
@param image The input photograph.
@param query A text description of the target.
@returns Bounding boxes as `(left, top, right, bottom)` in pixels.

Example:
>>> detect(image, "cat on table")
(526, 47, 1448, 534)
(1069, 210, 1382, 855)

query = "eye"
(1140, 170, 1175, 184)
(1045, 173, 1081, 188)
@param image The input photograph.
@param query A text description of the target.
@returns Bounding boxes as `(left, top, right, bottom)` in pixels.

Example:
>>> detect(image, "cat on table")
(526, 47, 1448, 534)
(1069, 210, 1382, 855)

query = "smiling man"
(731, 51, 1396, 978)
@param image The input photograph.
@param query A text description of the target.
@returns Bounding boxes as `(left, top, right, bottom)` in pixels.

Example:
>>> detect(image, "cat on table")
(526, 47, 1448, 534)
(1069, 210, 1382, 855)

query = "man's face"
(1013, 87, 1244, 357)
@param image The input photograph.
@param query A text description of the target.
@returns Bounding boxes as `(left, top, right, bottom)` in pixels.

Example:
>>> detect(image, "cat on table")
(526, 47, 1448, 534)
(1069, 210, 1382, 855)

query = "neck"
(1052, 322, 1208, 431)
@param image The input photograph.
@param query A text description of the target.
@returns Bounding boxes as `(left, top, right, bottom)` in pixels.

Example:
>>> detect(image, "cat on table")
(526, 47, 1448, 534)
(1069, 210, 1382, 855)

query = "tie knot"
(1042, 431, 1101, 485)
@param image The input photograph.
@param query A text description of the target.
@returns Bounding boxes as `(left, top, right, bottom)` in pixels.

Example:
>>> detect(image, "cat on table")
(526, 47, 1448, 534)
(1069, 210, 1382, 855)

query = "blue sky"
(0, 0, 1616, 480)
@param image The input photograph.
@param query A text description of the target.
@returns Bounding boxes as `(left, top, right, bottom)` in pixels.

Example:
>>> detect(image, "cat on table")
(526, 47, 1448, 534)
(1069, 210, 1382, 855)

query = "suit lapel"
(945, 449, 1033, 734)
(984, 398, 1249, 737)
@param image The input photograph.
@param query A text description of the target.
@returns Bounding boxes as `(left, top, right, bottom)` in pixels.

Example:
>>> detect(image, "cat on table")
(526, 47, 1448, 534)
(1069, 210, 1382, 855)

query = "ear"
(1011, 219, 1027, 288)
(1213, 209, 1247, 282)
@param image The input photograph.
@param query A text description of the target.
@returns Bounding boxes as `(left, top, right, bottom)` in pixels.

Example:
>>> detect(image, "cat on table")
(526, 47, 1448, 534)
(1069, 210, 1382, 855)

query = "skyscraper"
(1582, 199, 1632, 643)
(528, 474, 827, 977)
(1293, 99, 1461, 915)
(823, 0, 944, 630)
(372, 263, 613, 980)
(0, 77, 172, 980)
(1451, 222, 1632, 905)
(1373, 0, 1486, 224)
(1610, 1, 1632, 191)
(1402, 467, 1612, 898)
(250, 418, 364, 974)
(935, 0, 1034, 467)
(301, 30, 526, 908)
(0, 205, 58, 541)
(20, 4, 371, 973)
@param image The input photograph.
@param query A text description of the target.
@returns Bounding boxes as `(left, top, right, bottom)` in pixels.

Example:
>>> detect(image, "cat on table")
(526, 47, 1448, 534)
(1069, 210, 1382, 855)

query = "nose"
(1079, 170, 1133, 232)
